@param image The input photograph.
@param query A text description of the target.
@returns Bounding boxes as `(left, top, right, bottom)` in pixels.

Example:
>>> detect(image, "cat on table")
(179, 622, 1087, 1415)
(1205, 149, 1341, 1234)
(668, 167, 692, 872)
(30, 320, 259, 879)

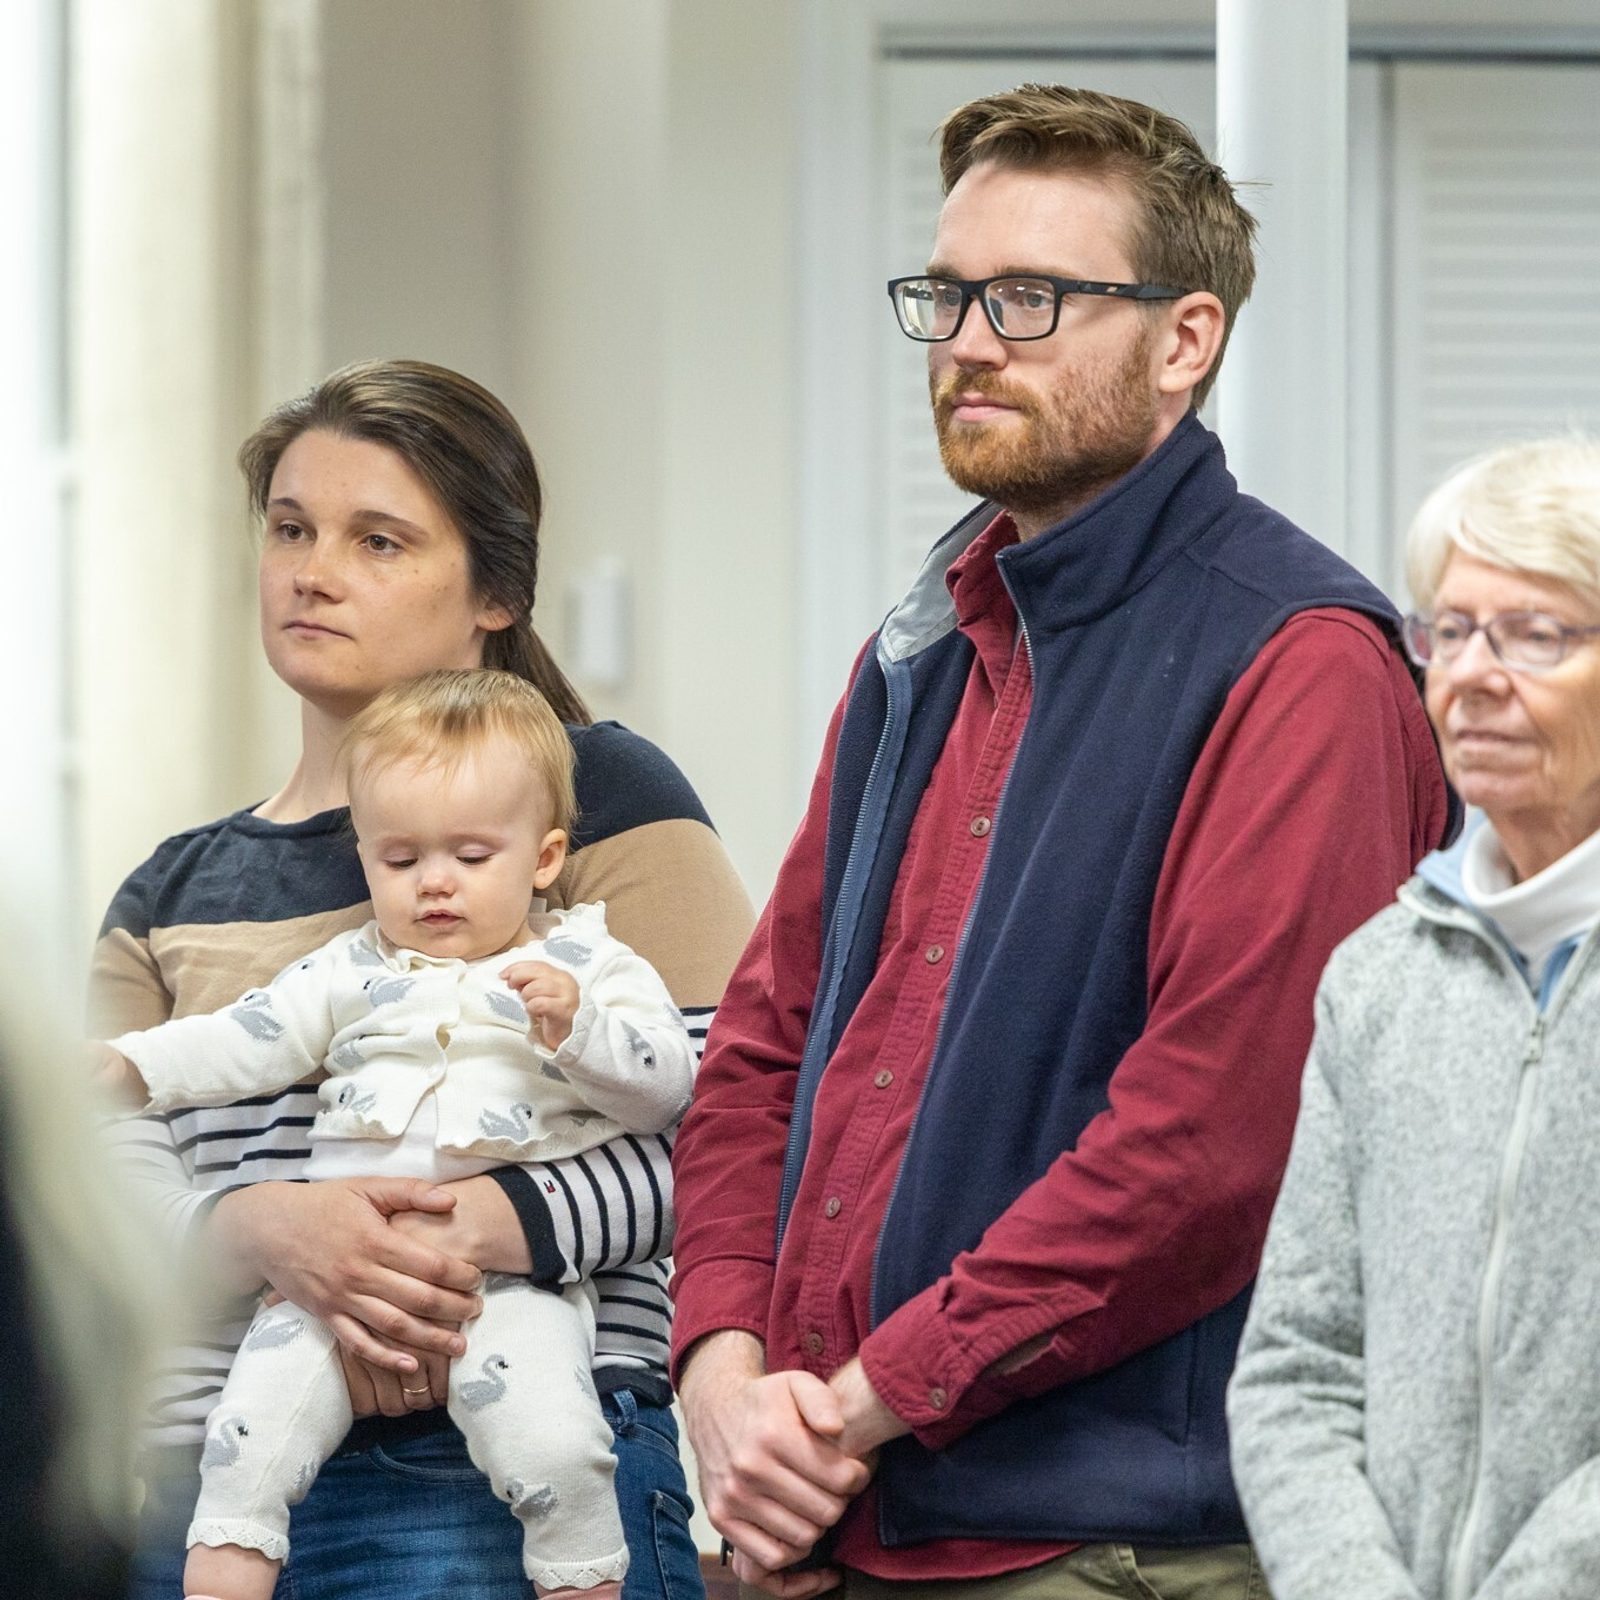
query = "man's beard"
(930, 327, 1161, 520)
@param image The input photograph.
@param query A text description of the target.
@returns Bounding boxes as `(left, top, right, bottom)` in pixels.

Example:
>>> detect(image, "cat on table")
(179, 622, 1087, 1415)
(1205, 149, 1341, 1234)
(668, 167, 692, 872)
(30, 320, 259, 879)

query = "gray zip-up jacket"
(1228, 835, 1600, 1600)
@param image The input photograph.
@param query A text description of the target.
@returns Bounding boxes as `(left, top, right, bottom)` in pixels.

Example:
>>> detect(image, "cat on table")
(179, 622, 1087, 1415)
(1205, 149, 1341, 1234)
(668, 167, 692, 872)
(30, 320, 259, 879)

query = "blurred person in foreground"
(0, 967, 175, 1599)
(1229, 436, 1600, 1600)
(672, 84, 1452, 1598)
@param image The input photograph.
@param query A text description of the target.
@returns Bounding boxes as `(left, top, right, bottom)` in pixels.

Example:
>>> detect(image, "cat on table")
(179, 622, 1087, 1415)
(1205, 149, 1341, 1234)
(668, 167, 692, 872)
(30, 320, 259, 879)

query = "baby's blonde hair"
(342, 669, 577, 834)
(1406, 435, 1600, 611)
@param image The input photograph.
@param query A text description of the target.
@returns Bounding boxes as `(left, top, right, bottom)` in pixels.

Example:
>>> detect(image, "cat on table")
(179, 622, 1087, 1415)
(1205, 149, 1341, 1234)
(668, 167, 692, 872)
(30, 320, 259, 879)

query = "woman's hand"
(333, 1178, 531, 1414)
(334, 1179, 534, 1414)
(389, 1175, 533, 1276)
(211, 1177, 484, 1372)
(501, 959, 580, 1050)
(340, 1340, 452, 1418)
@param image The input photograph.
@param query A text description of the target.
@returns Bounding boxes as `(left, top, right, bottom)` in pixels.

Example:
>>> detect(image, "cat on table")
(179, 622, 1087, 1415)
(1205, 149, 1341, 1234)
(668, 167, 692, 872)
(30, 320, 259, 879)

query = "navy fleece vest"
(781, 414, 1405, 1547)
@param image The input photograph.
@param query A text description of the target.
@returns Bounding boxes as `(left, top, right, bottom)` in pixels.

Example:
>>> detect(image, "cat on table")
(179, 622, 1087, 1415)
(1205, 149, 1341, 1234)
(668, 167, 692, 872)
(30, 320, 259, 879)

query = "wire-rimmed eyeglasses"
(887, 273, 1188, 343)
(1401, 609, 1600, 674)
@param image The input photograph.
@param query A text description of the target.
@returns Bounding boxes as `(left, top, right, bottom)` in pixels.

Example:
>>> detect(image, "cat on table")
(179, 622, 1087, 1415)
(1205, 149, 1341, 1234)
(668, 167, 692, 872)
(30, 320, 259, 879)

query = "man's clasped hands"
(679, 1329, 912, 1598)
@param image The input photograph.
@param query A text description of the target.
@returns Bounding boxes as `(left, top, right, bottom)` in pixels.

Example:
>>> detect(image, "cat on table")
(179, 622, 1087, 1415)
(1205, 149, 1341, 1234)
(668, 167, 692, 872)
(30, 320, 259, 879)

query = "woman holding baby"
(94, 360, 753, 1600)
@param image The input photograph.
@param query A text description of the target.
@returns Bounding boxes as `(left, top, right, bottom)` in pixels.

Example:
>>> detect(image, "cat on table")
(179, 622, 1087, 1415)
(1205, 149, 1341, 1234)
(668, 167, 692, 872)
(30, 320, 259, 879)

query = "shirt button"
(928, 1386, 948, 1410)
(970, 815, 991, 837)
(824, 1196, 842, 1218)
(804, 1331, 824, 1356)
(874, 1069, 894, 1088)
(925, 944, 945, 964)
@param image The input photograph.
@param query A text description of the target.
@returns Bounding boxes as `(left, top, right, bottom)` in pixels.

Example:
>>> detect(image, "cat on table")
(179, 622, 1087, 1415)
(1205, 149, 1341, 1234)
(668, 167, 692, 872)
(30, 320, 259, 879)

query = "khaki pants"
(832, 1542, 1267, 1600)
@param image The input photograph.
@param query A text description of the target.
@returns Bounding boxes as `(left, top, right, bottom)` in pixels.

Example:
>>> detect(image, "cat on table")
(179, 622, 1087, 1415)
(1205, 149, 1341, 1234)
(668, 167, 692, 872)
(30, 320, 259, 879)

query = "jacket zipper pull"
(1522, 1016, 1546, 1067)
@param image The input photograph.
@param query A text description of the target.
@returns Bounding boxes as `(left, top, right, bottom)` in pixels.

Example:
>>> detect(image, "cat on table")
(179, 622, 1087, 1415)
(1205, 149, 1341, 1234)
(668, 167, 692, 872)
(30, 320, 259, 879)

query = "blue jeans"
(129, 1393, 704, 1600)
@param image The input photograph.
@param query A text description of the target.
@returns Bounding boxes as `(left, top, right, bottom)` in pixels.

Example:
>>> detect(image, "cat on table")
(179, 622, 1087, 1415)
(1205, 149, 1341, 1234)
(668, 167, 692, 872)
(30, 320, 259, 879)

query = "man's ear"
(1155, 292, 1226, 400)
(532, 828, 569, 891)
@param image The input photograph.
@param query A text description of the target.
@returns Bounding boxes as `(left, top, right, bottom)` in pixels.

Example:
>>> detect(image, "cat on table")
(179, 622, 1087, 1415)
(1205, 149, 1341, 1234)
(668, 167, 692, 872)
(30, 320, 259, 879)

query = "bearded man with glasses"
(673, 85, 1454, 1599)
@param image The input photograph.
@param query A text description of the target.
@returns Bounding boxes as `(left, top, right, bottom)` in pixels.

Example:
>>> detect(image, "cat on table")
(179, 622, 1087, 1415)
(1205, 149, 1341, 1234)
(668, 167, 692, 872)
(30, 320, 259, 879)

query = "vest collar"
(997, 410, 1226, 632)
(877, 412, 1228, 663)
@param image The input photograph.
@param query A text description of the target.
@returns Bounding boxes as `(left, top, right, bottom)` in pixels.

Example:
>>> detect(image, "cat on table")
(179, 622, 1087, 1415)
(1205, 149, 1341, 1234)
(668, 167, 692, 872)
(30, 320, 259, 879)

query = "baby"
(99, 669, 695, 1600)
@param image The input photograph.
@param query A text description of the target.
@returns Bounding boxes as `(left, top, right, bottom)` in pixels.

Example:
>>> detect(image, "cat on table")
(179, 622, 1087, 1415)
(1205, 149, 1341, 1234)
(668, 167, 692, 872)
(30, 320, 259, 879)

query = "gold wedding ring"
(401, 1383, 430, 1396)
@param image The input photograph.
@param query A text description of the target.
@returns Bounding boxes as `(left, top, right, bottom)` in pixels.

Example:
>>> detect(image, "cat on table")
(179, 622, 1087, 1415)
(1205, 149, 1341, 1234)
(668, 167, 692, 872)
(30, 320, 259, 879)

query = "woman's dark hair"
(238, 359, 591, 725)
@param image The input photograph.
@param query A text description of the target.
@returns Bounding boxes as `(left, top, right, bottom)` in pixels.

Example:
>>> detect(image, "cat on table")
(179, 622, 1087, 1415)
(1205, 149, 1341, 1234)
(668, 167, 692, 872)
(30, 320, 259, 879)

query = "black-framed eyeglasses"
(1402, 609, 1600, 674)
(887, 273, 1188, 343)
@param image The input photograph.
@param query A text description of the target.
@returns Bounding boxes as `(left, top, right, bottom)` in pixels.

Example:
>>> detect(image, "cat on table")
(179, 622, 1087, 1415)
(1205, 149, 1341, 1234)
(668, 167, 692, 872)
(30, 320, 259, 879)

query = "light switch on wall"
(564, 560, 632, 690)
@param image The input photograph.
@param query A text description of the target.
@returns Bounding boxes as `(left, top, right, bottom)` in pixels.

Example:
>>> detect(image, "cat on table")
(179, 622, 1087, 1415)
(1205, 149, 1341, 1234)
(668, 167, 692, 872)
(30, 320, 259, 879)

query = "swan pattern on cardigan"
(335, 1081, 378, 1116)
(328, 1039, 366, 1073)
(621, 1020, 656, 1070)
(542, 936, 593, 967)
(229, 991, 283, 1043)
(479, 1102, 535, 1141)
(363, 973, 416, 1008)
(486, 986, 531, 1026)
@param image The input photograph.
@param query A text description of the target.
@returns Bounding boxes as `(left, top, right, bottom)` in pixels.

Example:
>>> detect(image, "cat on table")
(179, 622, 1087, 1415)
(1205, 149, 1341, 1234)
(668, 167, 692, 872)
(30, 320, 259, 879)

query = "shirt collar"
(945, 509, 1022, 690)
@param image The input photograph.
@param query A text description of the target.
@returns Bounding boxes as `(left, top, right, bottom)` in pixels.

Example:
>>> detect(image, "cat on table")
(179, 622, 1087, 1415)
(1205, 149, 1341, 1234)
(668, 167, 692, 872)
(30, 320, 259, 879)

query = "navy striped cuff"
(486, 1167, 565, 1286)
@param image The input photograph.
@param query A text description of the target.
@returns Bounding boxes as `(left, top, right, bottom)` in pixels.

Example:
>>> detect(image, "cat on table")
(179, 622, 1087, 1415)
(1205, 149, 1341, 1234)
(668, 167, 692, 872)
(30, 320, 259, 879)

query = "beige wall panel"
(656, 0, 801, 904)
(318, 0, 519, 394)
(513, 0, 801, 906)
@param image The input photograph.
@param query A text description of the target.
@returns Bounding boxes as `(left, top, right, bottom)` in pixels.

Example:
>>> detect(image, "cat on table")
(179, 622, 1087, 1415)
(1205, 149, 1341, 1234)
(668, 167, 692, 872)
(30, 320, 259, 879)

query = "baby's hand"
(500, 961, 581, 1052)
(89, 1042, 147, 1105)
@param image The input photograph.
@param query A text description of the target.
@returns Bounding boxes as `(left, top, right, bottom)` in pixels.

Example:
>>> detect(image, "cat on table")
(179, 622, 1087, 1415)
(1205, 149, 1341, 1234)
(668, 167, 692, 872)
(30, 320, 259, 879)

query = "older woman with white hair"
(1228, 434, 1600, 1600)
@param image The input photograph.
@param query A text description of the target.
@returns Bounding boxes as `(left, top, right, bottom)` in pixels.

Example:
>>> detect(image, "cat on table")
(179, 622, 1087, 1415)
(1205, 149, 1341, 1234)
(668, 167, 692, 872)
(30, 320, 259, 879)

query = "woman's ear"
(476, 600, 515, 634)
(532, 828, 569, 891)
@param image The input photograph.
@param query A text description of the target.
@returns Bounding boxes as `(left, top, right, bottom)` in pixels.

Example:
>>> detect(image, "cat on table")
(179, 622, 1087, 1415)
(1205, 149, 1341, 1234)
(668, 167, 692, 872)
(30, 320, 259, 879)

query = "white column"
(0, 0, 74, 975)
(71, 0, 261, 931)
(1214, 0, 1349, 552)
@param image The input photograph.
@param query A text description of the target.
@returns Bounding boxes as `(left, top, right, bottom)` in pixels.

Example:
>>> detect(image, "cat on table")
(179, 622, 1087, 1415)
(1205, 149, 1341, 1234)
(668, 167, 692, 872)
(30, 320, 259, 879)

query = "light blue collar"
(1415, 809, 1483, 907)
(1414, 811, 1586, 1006)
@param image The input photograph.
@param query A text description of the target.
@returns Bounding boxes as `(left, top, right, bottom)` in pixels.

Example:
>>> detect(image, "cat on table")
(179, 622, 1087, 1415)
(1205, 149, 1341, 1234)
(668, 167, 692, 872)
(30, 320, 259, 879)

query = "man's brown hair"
(939, 85, 1257, 406)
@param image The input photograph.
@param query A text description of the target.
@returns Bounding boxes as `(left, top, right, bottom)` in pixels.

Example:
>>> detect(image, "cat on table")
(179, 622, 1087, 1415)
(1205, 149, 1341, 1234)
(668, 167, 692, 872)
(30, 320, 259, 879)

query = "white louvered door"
(1389, 62, 1600, 594)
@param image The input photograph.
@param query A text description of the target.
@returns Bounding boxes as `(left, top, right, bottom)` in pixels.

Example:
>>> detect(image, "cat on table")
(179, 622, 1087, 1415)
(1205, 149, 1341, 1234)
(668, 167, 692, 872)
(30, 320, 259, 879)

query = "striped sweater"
(90, 720, 753, 1448)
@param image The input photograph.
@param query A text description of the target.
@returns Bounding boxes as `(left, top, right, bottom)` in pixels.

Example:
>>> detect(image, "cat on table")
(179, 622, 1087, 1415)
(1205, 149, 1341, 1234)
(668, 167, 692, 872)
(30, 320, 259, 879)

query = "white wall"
(320, 0, 521, 396)
(505, 1, 670, 750)
(510, 0, 803, 901)
(70, 0, 806, 929)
